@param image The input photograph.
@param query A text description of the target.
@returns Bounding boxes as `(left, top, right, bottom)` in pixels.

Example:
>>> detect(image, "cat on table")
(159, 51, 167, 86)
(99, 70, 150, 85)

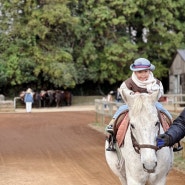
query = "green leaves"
(0, 0, 185, 93)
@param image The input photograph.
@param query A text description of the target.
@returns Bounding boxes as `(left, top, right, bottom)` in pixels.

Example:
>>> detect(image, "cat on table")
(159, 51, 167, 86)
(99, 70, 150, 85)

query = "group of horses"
(19, 90, 72, 108)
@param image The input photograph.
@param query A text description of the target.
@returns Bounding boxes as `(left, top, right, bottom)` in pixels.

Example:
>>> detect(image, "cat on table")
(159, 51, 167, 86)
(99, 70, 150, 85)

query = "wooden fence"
(94, 94, 185, 124)
(160, 94, 185, 112)
(94, 99, 124, 124)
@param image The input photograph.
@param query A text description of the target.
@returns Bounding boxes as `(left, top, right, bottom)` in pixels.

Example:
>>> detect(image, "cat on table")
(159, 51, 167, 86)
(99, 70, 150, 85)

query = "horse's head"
(121, 90, 160, 173)
(19, 91, 26, 101)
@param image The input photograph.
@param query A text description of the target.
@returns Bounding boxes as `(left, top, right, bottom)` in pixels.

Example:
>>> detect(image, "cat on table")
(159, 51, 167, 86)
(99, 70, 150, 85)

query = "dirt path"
(0, 110, 184, 185)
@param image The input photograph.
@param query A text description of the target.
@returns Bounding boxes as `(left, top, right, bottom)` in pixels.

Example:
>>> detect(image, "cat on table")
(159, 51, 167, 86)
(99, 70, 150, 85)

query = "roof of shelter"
(177, 49, 185, 61)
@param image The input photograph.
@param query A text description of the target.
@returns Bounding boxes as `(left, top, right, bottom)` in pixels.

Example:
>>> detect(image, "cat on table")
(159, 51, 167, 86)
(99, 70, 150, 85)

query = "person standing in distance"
(24, 88, 34, 113)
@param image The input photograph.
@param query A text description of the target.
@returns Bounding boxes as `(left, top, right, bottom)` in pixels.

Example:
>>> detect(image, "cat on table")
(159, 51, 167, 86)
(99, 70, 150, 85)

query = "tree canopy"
(0, 0, 185, 95)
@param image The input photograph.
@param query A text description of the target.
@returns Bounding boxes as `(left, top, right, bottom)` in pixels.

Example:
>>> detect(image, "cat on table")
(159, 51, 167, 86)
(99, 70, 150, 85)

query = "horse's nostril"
(143, 162, 157, 173)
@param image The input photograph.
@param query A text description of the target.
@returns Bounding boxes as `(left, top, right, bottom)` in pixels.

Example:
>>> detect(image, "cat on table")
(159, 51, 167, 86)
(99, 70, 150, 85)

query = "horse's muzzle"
(143, 162, 157, 173)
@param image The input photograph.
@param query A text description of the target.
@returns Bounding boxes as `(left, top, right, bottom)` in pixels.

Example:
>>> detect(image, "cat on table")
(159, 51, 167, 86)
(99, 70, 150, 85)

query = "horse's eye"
(130, 124, 135, 129)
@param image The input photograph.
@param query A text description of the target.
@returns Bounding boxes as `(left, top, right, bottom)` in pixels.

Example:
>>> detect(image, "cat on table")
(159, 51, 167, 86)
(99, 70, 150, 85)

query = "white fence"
(94, 99, 125, 124)
(14, 97, 21, 109)
(161, 94, 185, 112)
(94, 94, 185, 124)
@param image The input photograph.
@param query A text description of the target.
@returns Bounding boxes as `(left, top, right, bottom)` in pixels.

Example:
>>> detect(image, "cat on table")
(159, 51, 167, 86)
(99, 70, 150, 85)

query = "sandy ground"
(0, 107, 184, 185)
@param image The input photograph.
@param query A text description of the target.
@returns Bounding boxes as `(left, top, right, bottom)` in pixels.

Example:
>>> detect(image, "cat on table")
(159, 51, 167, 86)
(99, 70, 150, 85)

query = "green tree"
(0, 0, 185, 95)
(0, 0, 78, 89)
(73, 0, 138, 85)
(74, 0, 185, 83)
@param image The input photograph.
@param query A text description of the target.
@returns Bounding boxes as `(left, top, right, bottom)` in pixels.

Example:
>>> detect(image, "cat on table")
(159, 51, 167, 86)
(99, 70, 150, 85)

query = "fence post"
(101, 101, 105, 124)
(14, 97, 21, 109)
(95, 100, 98, 122)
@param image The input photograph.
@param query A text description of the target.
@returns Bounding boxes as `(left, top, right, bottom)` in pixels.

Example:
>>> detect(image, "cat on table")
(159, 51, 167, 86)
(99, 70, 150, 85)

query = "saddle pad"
(159, 112, 172, 132)
(116, 113, 129, 147)
(115, 111, 172, 148)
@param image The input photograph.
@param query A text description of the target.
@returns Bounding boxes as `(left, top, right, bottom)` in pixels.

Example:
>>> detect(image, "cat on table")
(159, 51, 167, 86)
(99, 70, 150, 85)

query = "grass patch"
(173, 152, 185, 173)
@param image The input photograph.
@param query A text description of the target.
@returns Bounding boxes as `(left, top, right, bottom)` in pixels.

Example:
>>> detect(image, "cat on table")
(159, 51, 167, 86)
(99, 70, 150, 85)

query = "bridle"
(130, 121, 161, 154)
(130, 121, 161, 173)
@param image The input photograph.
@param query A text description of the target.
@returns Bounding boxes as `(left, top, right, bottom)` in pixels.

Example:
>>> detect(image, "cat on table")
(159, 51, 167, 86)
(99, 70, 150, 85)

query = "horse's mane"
(131, 96, 143, 116)
(130, 94, 157, 120)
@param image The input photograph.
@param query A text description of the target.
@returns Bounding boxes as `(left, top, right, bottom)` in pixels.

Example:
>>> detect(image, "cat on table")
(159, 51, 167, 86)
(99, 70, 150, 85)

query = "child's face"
(134, 70, 150, 81)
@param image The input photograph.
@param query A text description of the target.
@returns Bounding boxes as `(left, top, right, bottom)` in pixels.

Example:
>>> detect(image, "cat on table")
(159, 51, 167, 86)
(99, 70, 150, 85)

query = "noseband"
(130, 121, 160, 154)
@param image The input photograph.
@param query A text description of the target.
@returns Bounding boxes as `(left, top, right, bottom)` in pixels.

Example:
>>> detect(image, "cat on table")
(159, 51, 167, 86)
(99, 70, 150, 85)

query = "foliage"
(0, 0, 185, 95)
(0, 0, 78, 90)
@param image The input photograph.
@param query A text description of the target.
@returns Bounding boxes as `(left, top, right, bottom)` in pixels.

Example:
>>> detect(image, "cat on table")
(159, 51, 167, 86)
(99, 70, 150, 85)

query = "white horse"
(105, 91, 173, 185)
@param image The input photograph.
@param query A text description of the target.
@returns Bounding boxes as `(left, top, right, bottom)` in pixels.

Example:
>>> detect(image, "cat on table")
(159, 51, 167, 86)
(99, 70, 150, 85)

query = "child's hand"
(130, 92, 140, 95)
(151, 84, 160, 91)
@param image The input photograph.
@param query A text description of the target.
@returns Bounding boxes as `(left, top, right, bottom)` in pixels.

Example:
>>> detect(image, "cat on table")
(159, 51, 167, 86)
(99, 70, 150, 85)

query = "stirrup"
(106, 125, 114, 134)
(106, 134, 116, 152)
(106, 146, 116, 151)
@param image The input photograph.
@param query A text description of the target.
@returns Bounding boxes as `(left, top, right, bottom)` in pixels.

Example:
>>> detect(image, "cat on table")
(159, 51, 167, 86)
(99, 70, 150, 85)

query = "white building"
(169, 49, 185, 94)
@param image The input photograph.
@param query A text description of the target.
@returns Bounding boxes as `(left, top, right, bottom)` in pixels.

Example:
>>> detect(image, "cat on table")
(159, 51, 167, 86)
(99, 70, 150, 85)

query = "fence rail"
(94, 99, 125, 124)
(160, 94, 185, 112)
(12, 93, 185, 113)
(94, 94, 185, 124)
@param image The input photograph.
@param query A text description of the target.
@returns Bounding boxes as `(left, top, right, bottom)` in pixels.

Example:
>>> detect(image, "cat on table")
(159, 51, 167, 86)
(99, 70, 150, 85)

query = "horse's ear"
(119, 89, 127, 103)
(119, 89, 136, 107)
